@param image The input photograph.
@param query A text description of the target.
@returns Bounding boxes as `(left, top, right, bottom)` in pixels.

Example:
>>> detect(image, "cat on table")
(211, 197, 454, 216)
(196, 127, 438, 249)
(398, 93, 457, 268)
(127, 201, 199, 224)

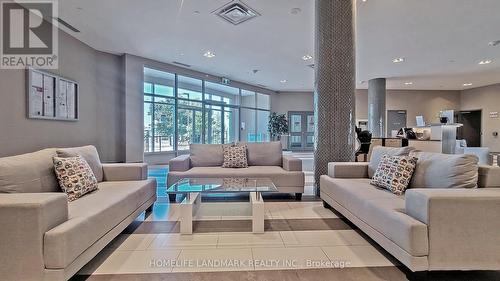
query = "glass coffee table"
(167, 178, 278, 234)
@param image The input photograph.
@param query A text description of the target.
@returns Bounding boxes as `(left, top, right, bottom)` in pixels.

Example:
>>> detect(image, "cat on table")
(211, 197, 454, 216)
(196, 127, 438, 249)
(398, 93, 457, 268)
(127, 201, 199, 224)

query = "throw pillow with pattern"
(222, 144, 248, 168)
(53, 155, 98, 201)
(370, 155, 418, 195)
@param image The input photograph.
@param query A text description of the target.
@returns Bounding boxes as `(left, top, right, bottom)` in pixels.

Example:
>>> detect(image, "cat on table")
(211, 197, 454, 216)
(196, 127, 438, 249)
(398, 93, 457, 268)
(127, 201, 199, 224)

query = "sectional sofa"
(168, 142, 305, 201)
(320, 146, 500, 272)
(0, 146, 156, 281)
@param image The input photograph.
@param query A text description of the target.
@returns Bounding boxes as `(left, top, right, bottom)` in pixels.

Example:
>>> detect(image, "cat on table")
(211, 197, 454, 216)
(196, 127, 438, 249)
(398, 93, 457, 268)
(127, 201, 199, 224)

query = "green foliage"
(268, 112, 289, 141)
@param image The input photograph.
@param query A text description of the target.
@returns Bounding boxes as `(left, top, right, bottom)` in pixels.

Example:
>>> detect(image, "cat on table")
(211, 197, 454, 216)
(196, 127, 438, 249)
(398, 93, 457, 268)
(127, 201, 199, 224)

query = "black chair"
(355, 129, 372, 162)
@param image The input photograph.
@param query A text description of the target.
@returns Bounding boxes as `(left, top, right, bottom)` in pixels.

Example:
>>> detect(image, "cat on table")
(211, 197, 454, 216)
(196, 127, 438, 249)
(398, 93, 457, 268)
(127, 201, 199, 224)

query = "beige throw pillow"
(222, 144, 248, 168)
(53, 155, 98, 201)
(370, 155, 418, 195)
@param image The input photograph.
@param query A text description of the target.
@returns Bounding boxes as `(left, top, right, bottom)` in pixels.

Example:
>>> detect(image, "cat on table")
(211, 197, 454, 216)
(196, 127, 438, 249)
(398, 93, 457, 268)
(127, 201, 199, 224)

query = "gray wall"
(271, 92, 314, 114)
(461, 83, 500, 152)
(0, 31, 124, 162)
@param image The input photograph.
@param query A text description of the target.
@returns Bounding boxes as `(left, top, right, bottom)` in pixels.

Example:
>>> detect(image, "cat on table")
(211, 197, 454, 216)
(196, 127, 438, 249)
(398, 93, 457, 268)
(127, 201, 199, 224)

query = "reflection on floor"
(72, 152, 500, 280)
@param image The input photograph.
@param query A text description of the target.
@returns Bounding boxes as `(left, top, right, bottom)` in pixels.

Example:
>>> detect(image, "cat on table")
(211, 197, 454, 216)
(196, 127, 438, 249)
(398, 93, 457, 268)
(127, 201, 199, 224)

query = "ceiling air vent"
(172, 61, 191, 68)
(54, 17, 80, 33)
(213, 0, 260, 25)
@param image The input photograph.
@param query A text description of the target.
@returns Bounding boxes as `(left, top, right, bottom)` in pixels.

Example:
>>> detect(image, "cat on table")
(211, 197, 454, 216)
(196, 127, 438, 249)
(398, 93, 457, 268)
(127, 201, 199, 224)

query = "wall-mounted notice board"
(27, 68, 79, 121)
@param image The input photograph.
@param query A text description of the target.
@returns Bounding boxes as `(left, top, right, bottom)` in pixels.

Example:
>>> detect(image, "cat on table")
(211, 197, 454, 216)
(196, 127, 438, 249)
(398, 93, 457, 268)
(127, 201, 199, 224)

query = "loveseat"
(0, 146, 156, 281)
(320, 146, 500, 272)
(167, 142, 305, 201)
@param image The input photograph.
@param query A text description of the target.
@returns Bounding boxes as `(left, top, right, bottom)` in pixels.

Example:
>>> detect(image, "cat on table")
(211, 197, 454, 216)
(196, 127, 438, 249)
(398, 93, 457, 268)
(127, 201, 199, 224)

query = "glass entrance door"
(288, 111, 314, 151)
(204, 101, 239, 144)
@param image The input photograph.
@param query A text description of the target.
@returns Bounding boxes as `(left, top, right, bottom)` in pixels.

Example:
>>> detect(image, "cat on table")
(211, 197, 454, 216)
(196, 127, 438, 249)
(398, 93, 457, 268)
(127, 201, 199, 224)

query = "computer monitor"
(416, 116, 425, 127)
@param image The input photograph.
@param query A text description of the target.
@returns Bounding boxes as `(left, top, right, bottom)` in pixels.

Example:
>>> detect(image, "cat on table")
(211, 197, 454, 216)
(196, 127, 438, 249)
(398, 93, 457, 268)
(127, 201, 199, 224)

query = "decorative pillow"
(370, 155, 418, 195)
(53, 156, 98, 201)
(222, 144, 248, 168)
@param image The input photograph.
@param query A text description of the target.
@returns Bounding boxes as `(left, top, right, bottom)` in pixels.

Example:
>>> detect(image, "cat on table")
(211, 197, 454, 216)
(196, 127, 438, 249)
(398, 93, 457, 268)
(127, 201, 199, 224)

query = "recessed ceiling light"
(302, 54, 313, 61)
(291, 8, 301, 15)
(194, 10, 200, 14)
(463, 83, 473, 87)
(203, 51, 216, 58)
(488, 40, 500, 47)
(362, 0, 367, 2)
(478, 60, 492, 65)
(404, 82, 413, 85)
(280, 79, 287, 83)
(393, 57, 405, 63)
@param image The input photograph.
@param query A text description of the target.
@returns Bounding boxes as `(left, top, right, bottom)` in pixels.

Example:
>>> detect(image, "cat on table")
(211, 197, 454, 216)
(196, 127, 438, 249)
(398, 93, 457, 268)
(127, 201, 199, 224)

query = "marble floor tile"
(251, 246, 330, 270)
(217, 232, 284, 248)
(105, 234, 157, 251)
(321, 245, 395, 267)
(78, 249, 180, 275)
(172, 248, 254, 272)
(280, 230, 369, 247)
(148, 233, 218, 249)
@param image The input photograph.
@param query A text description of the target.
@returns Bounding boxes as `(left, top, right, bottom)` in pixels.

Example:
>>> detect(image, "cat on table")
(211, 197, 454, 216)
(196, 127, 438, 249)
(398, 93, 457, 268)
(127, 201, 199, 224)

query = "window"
(143, 67, 271, 153)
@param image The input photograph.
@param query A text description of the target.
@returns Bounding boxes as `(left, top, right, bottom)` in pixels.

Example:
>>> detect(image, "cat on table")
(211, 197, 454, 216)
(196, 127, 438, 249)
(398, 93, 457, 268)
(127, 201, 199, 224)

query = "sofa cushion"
(168, 166, 304, 188)
(321, 177, 428, 256)
(53, 156, 98, 201)
(0, 148, 59, 193)
(190, 144, 223, 167)
(246, 142, 282, 166)
(369, 146, 415, 178)
(222, 144, 248, 168)
(57, 146, 104, 182)
(409, 152, 478, 189)
(371, 155, 418, 195)
(43, 179, 156, 269)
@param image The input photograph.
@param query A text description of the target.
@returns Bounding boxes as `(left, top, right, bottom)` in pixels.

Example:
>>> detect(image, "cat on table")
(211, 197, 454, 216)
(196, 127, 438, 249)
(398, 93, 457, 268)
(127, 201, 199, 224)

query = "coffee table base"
(179, 192, 265, 234)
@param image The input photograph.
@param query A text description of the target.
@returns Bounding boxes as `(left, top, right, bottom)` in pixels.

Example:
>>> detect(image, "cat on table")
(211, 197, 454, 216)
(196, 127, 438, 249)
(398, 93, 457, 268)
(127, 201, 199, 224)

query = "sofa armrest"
(478, 165, 500, 188)
(327, 162, 369, 178)
(0, 193, 68, 280)
(169, 154, 191, 172)
(405, 188, 500, 269)
(282, 155, 302, 171)
(102, 163, 148, 181)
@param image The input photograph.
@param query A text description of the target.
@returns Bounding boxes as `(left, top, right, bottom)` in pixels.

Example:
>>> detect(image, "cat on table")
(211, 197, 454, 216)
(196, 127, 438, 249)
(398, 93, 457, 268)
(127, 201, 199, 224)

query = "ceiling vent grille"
(172, 61, 191, 68)
(213, 1, 260, 25)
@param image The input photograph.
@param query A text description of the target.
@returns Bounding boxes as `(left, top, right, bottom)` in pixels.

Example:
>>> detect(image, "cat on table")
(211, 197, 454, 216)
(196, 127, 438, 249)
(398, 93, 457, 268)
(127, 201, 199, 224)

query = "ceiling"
(57, 0, 500, 91)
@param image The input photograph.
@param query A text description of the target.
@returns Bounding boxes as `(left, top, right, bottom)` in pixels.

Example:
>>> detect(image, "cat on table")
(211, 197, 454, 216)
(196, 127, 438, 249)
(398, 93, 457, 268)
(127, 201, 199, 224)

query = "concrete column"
(314, 0, 356, 194)
(368, 78, 386, 138)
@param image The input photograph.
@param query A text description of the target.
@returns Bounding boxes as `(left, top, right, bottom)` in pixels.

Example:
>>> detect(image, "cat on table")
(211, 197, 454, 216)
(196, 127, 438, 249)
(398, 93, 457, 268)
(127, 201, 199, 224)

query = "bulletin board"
(27, 68, 79, 121)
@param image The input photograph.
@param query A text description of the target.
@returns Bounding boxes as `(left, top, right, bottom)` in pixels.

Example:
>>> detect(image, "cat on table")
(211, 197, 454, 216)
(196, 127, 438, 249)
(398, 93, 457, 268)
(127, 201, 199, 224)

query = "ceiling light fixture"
(392, 57, 405, 63)
(463, 83, 473, 87)
(280, 79, 287, 83)
(478, 60, 492, 65)
(302, 54, 313, 61)
(203, 51, 216, 58)
(404, 82, 413, 85)
(291, 8, 302, 15)
(488, 40, 500, 47)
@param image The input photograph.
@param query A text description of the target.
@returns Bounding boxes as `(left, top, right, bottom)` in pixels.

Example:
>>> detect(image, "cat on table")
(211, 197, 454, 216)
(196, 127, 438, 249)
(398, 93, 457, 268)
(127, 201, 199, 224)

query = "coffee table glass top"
(167, 178, 278, 194)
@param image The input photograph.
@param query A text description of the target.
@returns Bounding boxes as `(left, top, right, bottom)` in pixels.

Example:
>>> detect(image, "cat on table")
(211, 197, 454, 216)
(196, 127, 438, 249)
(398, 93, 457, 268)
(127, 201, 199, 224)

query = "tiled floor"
(73, 152, 500, 280)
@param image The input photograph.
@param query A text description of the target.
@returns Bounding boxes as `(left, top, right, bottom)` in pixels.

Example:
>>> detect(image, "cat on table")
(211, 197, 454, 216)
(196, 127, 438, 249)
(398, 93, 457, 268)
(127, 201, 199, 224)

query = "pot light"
(203, 51, 216, 58)
(463, 83, 473, 87)
(280, 79, 287, 83)
(392, 57, 405, 63)
(302, 54, 313, 61)
(488, 40, 500, 47)
(404, 82, 413, 85)
(479, 60, 492, 65)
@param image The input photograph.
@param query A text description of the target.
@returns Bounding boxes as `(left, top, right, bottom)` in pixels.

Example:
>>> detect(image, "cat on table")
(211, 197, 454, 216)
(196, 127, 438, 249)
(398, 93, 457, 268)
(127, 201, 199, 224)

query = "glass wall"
(143, 67, 271, 153)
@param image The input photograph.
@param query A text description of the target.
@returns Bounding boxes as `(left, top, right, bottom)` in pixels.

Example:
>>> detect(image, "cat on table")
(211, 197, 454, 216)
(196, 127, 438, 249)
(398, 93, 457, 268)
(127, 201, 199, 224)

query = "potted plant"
(268, 112, 289, 141)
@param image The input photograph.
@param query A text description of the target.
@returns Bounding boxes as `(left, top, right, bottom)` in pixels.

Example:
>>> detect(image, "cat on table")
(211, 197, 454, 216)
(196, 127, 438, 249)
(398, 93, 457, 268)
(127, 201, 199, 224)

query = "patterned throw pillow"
(53, 155, 98, 201)
(222, 144, 248, 168)
(370, 155, 418, 195)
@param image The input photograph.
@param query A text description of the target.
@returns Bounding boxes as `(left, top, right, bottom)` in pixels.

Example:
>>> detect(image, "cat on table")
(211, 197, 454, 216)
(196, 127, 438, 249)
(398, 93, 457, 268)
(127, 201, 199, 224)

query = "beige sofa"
(168, 142, 305, 200)
(0, 146, 156, 281)
(320, 146, 500, 272)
